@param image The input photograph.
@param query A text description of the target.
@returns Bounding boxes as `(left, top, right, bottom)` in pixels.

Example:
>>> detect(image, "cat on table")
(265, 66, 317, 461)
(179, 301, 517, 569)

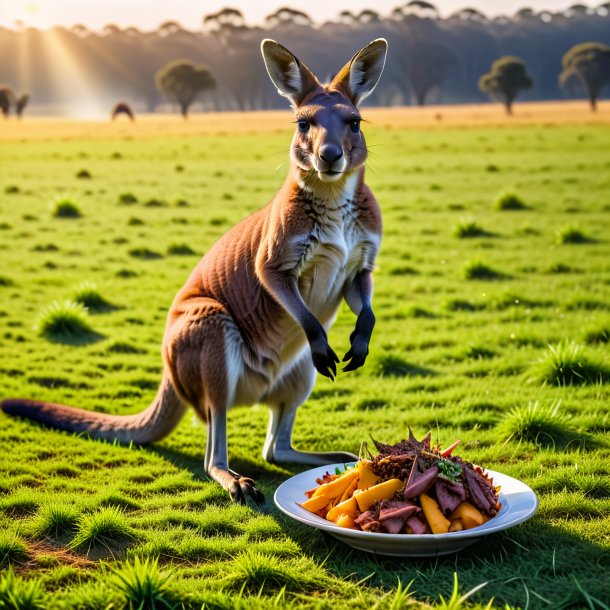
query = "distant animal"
(1, 38, 388, 503)
(111, 102, 135, 121)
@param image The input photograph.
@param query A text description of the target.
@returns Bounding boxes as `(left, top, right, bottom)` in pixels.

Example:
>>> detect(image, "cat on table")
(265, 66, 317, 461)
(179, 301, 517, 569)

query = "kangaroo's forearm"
(344, 269, 374, 316)
(258, 266, 322, 340)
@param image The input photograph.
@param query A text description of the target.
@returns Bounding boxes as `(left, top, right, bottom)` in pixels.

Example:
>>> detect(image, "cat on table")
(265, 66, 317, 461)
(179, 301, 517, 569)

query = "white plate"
(274, 464, 538, 557)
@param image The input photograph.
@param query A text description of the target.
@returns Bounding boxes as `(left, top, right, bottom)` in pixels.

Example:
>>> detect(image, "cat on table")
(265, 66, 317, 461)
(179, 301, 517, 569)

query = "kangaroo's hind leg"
(263, 355, 358, 466)
(164, 298, 263, 504)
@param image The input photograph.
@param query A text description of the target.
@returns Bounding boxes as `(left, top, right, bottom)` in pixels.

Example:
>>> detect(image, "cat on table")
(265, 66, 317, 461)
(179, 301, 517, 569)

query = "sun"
(24, 3, 39, 15)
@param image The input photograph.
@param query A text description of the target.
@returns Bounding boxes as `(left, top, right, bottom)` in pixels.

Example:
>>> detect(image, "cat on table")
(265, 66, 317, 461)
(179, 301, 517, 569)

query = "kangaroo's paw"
(208, 466, 264, 505)
(273, 448, 358, 466)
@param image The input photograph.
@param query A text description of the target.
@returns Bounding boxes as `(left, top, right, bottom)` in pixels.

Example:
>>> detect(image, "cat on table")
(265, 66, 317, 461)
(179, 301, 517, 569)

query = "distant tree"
(16, 93, 29, 118)
(155, 60, 216, 118)
(265, 7, 313, 28)
(451, 7, 488, 21)
(560, 42, 610, 111)
(479, 56, 533, 114)
(405, 41, 458, 105)
(0, 85, 14, 118)
(158, 21, 183, 37)
(111, 102, 134, 121)
(203, 8, 245, 32)
(396, 1, 439, 19)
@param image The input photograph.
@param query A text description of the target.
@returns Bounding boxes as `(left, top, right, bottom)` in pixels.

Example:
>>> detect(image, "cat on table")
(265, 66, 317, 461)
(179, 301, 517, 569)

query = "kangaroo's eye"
(297, 119, 310, 133)
(349, 119, 361, 134)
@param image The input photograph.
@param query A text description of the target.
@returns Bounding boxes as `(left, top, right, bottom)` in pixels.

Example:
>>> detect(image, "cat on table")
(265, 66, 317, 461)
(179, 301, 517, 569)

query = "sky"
(0, 0, 599, 30)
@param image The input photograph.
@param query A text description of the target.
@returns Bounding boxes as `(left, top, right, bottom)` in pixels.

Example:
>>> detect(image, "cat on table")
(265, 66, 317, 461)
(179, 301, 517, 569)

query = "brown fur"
(1, 39, 388, 503)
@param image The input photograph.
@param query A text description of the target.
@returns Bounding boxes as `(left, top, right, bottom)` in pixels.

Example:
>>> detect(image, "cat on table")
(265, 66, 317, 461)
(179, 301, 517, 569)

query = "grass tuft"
(0, 567, 45, 610)
(374, 354, 434, 377)
(462, 259, 504, 280)
(584, 322, 610, 345)
(530, 342, 610, 386)
(31, 503, 79, 539)
(36, 300, 99, 344)
(556, 224, 592, 244)
(76, 169, 91, 179)
(50, 195, 81, 218)
(72, 281, 113, 311)
(0, 533, 28, 567)
(493, 191, 527, 211)
(453, 219, 491, 238)
(167, 243, 196, 256)
(70, 506, 134, 553)
(109, 556, 181, 610)
(223, 551, 326, 592)
(498, 401, 573, 447)
(118, 192, 138, 204)
(129, 248, 163, 260)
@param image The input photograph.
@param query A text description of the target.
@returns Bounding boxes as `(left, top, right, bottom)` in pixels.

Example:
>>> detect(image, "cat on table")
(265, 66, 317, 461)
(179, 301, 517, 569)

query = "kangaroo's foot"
(272, 448, 358, 466)
(208, 465, 264, 505)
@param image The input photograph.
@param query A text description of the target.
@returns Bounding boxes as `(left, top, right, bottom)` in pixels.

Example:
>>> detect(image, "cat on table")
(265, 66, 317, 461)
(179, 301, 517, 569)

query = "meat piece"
(406, 515, 428, 534)
(379, 499, 419, 522)
(434, 479, 464, 516)
(382, 518, 404, 534)
(354, 510, 378, 530)
(404, 465, 439, 499)
(464, 467, 497, 516)
(361, 520, 381, 532)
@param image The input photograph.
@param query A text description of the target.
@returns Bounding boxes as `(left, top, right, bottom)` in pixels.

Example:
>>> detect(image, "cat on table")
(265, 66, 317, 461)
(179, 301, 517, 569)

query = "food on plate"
(299, 430, 502, 535)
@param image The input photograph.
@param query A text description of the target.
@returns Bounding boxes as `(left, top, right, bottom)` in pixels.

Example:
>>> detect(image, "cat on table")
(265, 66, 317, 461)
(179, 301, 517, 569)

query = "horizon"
(0, 0, 603, 30)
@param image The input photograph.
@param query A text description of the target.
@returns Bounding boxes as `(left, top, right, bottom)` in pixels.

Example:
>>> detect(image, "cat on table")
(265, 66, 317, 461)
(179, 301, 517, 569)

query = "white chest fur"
(295, 174, 378, 314)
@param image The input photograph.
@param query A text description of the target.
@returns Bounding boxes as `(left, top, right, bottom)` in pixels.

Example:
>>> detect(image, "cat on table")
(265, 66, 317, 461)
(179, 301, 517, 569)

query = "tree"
(111, 101, 134, 121)
(16, 93, 29, 118)
(155, 60, 215, 118)
(560, 42, 610, 111)
(0, 85, 14, 118)
(404, 41, 457, 105)
(479, 56, 533, 114)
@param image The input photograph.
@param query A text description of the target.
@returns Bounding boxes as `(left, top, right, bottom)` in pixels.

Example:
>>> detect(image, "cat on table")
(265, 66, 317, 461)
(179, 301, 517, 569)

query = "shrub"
(36, 300, 97, 343)
(70, 506, 134, 553)
(556, 224, 592, 244)
(463, 259, 504, 280)
(530, 342, 610, 386)
(0, 567, 45, 610)
(76, 169, 91, 179)
(498, 401, 573, 447)
(453, 219, 490, 238)
(50, 196, 81, 218)
(109, 556, 180, 610)
(493, 191, 527, 211)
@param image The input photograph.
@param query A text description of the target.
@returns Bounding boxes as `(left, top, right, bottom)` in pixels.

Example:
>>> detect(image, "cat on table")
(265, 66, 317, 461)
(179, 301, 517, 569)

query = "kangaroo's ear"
(331, 39, 388, 106)
(261, 39, 321, 107)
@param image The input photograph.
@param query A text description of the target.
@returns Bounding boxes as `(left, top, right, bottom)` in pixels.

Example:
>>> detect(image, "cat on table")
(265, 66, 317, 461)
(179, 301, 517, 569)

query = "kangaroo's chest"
(296, 200, 376, 314)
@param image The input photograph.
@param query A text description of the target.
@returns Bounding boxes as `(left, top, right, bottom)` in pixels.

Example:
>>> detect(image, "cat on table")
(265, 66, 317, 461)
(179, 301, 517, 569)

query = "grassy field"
(0, 102, 609, 609)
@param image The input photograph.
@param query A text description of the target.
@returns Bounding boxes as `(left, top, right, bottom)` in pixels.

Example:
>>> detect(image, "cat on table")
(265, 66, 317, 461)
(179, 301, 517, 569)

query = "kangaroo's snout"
(317, 143, 345, 177)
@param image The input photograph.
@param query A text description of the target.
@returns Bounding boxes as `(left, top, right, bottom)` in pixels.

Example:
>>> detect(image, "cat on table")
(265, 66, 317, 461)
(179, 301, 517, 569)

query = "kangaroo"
(1, 38, 387, 503)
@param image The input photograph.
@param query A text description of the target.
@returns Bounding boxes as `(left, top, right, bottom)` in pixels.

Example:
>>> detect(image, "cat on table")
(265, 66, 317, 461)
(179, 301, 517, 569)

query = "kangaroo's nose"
(319, 144, 343, 164)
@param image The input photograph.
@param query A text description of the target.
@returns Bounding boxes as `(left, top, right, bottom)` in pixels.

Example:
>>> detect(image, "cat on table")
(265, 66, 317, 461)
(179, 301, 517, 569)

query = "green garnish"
(438, 459, 462, 482)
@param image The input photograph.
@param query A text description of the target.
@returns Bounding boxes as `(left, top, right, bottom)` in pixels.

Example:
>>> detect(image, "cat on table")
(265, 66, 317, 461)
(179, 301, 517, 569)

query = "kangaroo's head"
(261, 39, 387, 186)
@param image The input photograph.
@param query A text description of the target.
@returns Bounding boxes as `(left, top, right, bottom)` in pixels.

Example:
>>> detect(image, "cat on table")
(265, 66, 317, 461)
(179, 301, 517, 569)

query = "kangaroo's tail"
(1, 373, 186, 445)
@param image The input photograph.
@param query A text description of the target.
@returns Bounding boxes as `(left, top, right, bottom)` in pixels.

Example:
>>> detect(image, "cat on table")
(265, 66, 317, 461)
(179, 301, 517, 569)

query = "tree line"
(0, 2, 609, 116)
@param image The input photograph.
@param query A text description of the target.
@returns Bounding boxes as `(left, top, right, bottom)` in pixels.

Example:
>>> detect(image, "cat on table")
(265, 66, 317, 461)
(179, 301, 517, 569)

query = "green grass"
(493, 190, 528, 210)
(70, 506, 134, 554)
(531, 341, 610, 385)
(49, 195, 81, 218)
(72, 281, 114, 311)
(109, 556, 181, 610)
(556, 223, 593, 244)
(35, 299, 98, 344)
(453, 219, 491, 238)
(1, 118, 609, 609)
(462, 259, 504, 280)
(0, 568, 45, 610)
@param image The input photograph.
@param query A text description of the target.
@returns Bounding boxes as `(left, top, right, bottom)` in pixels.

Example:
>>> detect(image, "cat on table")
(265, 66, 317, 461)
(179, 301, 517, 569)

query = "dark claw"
(229, 475, 265, 505)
